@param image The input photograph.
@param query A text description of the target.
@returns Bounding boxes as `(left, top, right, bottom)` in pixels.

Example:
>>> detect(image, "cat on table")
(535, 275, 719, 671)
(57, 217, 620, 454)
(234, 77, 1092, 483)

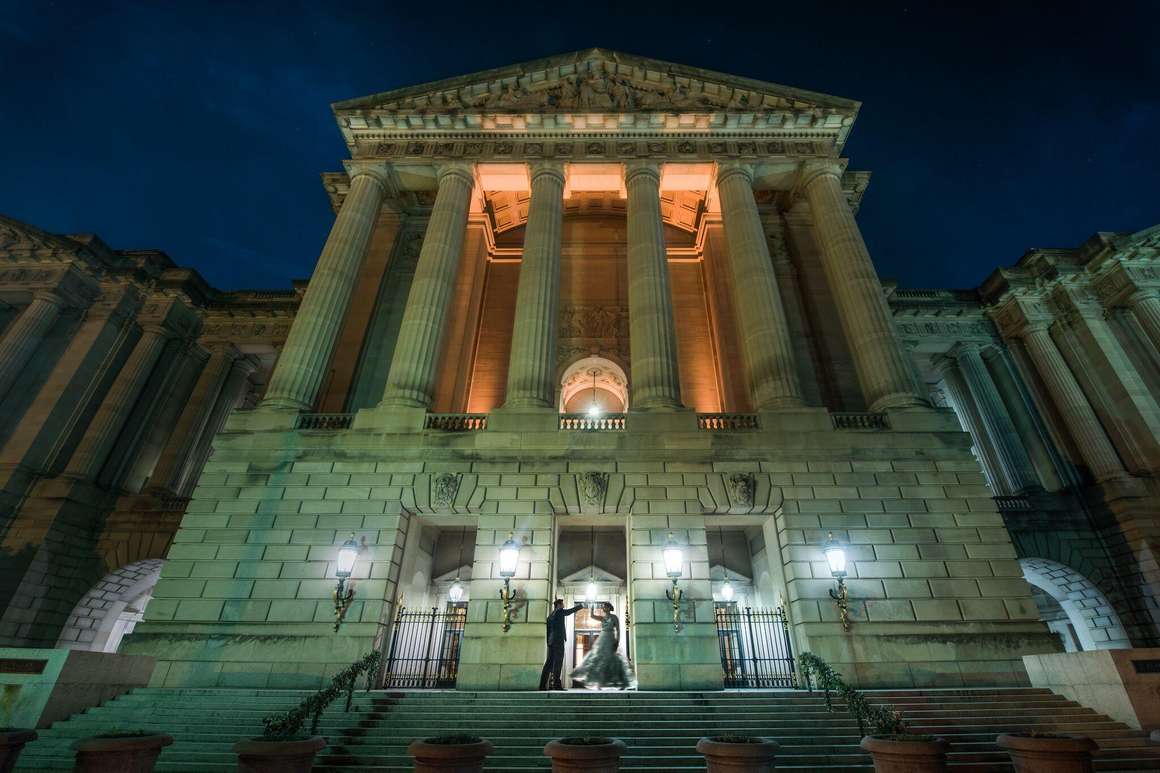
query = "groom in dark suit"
(539, 598, 584, 690)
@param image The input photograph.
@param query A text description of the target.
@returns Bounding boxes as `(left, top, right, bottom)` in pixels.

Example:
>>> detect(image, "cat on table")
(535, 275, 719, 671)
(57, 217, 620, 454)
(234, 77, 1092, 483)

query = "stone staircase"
(14, 687, 1160, 771)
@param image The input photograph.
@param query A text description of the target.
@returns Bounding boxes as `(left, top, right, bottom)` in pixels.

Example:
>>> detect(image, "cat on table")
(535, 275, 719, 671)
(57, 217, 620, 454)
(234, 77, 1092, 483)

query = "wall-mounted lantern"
(333, 534, 360, 632)
(663, 532, 684, 632)
(498, 532, 520, 632)
(824, 531, 851, 632)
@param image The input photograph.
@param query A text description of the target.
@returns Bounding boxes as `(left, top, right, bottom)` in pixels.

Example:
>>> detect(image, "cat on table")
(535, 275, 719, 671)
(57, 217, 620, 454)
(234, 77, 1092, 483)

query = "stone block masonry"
(124, 406, 1060, 690)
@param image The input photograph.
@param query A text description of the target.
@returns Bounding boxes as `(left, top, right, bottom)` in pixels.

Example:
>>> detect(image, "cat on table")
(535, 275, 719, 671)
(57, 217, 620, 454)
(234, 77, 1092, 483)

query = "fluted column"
(148, 343, 239, 493)
(1127, 289, 1160, 355)
(800, 162, 926, 411)
(717, 164, 803, 409)
(954, 344, 1041, 493)
(263, 169, 386, 410)
(503, 162, 565, 409)
(0, 291, 66, 400)
(983, 346, 1066, 491)
(1022, 326, 1125, 481)
(625, 161, 682, 409)
(178, 356, 256, 496)
(66, 325, 171, 480)
(380, 164, 475, 408)
(935, 357, 1011, 493)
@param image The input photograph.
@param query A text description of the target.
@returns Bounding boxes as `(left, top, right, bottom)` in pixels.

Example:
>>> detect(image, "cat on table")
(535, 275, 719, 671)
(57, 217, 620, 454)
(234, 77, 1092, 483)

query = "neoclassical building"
(1, 49, 1156, 691)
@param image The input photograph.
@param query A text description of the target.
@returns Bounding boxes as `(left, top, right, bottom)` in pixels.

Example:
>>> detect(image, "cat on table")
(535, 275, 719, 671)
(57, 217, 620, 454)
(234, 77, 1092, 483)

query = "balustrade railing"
(994, 495, 1032, 510)
(425, 413, 488, 431)
(295, 413, 354, 430)
(559, 413, 626, 431)
(697, 413, 760, 431)
(830, 412, 889, 430)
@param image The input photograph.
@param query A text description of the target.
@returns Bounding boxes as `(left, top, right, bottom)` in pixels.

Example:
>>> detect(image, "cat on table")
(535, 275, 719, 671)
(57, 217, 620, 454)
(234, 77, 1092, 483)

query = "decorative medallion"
(585, 141, 605, 156)
(553, 143, 574, 157)
(578, 472, 609, 508)
(737, 141, 756, 155)
(405, 142, 426, 155)
(616, 141, 636, 156)
(464, 142, 484, 155)
(375, 143, 397, 155)
(646, 141, 666, 154)
(433, 142, 455, 156)
(525, 142, 544, 155)
(431, 473, 461, 510)
(676, 141, 696, 154)
(726, 473, 756, 508)
(494, 141, 514, 155)
(767, 141, 785, 154)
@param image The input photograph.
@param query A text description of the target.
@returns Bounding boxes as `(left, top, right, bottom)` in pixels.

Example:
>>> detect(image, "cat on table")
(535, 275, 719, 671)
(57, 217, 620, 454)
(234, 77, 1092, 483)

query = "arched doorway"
(559, 356, 628, 414)
(56, 559, 164, 653)
(1020, 557, 1131, 651)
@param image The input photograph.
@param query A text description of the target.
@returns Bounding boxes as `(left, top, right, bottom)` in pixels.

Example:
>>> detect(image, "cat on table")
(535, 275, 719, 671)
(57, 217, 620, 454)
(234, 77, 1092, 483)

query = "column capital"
(343, 161, 392, 192)
(434, 161, 476, 186)
(528, 160, 566, 183)
(30, 289, 67, 308)
(795, 159, 845, 192)
(931, 353, 959, 378)
(715, 160, 755, 185)
(623, 160, 661, 183)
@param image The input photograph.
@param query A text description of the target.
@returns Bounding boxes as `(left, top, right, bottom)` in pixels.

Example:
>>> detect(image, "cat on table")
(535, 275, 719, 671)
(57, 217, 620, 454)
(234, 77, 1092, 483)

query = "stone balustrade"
(294, 413, 355, 430)
(696, 413, 760, 431)
(830, 411, 890, 430)
(558, 413, 626, 431)
(425, 413, 489, 431)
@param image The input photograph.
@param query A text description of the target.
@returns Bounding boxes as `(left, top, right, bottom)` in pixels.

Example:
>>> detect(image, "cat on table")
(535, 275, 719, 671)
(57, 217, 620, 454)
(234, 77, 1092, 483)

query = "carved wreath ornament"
(578, 472, 609, 507)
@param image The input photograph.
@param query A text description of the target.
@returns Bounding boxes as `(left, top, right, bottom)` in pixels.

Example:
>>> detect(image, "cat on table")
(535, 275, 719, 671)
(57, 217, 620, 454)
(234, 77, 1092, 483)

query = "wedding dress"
(571, 612, 632, 689)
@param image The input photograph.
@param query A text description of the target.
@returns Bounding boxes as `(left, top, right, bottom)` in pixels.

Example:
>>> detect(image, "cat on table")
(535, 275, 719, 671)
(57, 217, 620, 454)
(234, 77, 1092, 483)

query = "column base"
(870, 392, 930, 413)
(352, 405, 427, 432)
(223, 408, 298, 433)
(487, 407, 559, 433)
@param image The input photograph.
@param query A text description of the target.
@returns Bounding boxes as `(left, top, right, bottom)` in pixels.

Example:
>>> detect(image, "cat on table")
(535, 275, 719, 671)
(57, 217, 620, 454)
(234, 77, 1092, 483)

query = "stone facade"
(3, 49, 1155, 691)
(0, 216, 298, 649)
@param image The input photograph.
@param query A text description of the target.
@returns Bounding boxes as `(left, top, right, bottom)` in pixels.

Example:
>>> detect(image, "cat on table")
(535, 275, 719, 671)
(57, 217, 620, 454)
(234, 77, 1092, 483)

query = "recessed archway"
(1020, 557, 1131, 651)
(559, 356, 629, 414)
(56, 559, 164, 653)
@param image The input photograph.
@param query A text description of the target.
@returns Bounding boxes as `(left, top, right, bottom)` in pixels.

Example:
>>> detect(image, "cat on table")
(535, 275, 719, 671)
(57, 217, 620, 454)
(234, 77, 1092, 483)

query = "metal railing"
(697, 413, 760, 431)
(383, 605, 467, 689)
(425, 413, 488, 431)
(994, 495, 1032, 510)
(830, 412, 889, 430)
(559, 413, 626, 431)
(716, 604, 796, 688)
(295, 413, 354, 430)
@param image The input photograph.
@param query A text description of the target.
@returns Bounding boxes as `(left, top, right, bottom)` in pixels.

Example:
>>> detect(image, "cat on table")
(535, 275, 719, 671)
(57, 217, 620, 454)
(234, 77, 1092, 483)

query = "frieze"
(559, 304, 629, 339)
(353, 138, 831, 163)
(895, 320, 996, 340)
(201, 319, 292, 341)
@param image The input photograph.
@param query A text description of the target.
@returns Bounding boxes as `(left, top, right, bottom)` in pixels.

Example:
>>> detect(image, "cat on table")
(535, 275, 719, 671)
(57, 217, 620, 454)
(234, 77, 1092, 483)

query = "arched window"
(559, 356, 628, 414)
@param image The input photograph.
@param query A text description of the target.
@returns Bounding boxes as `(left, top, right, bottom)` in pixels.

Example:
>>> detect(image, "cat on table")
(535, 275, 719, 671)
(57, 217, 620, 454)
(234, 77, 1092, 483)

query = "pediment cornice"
(334, 49, 859, 152)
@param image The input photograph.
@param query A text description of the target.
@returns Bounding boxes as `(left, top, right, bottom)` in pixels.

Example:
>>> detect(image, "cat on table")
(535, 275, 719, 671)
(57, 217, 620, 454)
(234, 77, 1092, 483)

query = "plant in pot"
(72, 729, 173, 773)
(408, 734, 495, 773)
(0, 728, 37, 772)
(544, 736, 628, 773)
(235, 704, 327, 773)
(997, 731, 1097, 773)
(696, 734, 779, 773)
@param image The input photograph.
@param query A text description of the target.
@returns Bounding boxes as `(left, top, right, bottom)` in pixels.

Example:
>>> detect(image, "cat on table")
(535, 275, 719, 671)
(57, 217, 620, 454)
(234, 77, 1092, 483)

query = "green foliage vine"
(261, 650, 382, 738)
(798, 652, 905, 736)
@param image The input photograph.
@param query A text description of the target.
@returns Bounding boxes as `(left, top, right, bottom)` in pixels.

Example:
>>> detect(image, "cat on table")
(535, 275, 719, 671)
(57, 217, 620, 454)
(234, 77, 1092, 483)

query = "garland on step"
(262, 650, 382, 738)
(798, 652, 905, 736)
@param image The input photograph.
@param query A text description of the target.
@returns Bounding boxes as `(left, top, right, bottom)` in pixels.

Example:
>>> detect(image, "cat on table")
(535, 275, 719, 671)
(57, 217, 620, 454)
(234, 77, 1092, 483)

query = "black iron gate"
(383, 603, 467, 688)
(715, 603, 797, 688)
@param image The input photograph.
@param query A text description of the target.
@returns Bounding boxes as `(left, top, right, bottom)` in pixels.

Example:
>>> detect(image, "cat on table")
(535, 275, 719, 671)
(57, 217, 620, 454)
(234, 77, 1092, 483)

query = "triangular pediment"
(0, 215, 94, 260)
(336, 49, 857, 116)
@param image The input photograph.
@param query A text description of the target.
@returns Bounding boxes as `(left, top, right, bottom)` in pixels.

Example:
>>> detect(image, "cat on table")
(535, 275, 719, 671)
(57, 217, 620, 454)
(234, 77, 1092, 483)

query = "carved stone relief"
(578, 472, 609, 508)
(725, 473, 756, 508)
(431, 473, 461, 510)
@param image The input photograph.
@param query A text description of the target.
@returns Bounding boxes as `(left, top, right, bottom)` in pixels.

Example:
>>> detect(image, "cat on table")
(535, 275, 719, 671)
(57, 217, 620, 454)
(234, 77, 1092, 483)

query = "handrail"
(295, 413, 354, 431)
(697, 413, 760, 431)
(425, 413, 488, 431)
(261, 650, 382, 738)
(559, 413, 626, 431)
(830, 412, 889, 431)
(798, 652, 905, 736)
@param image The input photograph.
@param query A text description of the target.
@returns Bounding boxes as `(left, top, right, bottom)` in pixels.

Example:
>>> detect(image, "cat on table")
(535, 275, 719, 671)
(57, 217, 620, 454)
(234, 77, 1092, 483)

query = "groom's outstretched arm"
(562, 603, 584, 617)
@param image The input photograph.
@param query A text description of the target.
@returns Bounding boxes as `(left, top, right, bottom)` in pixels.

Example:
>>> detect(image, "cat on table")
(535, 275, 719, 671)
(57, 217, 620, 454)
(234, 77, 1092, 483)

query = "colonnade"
(260, 159, 928, 417)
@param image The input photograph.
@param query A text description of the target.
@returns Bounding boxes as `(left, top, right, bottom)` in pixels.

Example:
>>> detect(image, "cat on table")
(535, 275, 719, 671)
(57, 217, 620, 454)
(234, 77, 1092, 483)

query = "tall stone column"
(65, 324, 172, 481)
(983, 346, 1065, 492)
(800, 162, 926, 411)
(954, 344, 1041, 493)
(1127, 289, 1160, 354)
(1022, 326, 1125, 482)
(716, 164, 803, 409)
(180, 355, 257, 496)
(935, 358, 1011, 494)
(502, 162, 565, 409)
(380, 163, 475, 408)
(148, 343, 239, 493)
(625, 162, 682, 410)
(262, 168, 387, 411)
(0, 291, 66, 401)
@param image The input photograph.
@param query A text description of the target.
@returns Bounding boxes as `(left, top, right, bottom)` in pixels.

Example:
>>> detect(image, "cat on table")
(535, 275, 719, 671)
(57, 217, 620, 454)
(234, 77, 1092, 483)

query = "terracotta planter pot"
(997, 733, 1097, 773)
(233, 736, 327, 773)
(0, 729, 36, 773)
(696, 736, 779, 773)
(544, 738, 627, 772)
(72, 733, 173, 773)
(407, 738, 494, 773)
(860, 735, 949, 773)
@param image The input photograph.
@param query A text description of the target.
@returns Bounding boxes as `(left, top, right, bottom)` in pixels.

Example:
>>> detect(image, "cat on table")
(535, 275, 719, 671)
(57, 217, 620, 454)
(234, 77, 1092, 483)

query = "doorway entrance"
(555, 524, 628, 688)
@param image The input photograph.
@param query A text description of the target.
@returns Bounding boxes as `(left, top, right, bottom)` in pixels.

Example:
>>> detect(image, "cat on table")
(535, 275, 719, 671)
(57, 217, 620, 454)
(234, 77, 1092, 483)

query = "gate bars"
(715, 604, 797, 688)
(383, 604, 467, 689)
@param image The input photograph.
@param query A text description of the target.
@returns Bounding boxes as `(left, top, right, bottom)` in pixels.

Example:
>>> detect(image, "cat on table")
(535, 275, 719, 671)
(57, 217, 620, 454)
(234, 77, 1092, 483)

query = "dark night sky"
(1, 1, 1156, 291)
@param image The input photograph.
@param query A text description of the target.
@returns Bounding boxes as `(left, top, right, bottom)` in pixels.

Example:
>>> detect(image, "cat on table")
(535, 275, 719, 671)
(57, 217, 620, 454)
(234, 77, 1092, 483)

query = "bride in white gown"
(570, 602, 633, 689)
